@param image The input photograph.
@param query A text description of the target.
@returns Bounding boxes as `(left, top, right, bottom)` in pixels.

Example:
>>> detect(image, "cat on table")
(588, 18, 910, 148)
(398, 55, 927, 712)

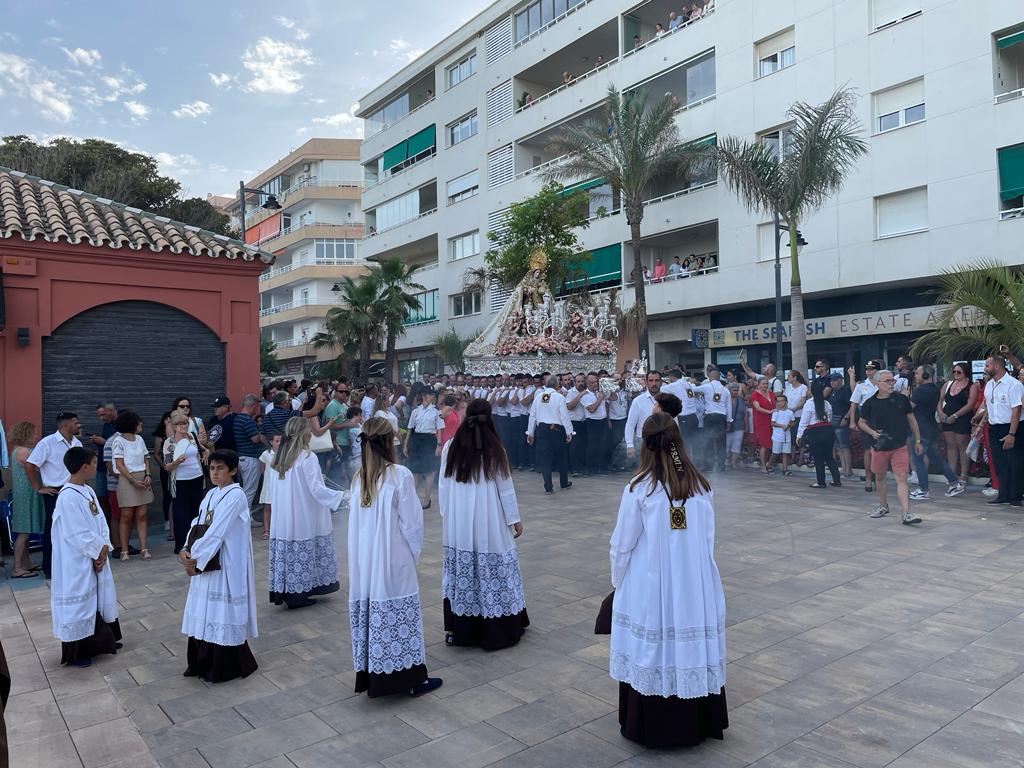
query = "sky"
(0, 0, 494, 197)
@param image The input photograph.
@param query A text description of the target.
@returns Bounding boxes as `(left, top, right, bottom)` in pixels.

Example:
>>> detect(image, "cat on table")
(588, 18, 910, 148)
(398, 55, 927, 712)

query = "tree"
(260, 337, 281, 376)
(0, 135, 231, 235)
(483, 182, 591, 294)
(312, 276, 381, 381)
(713, 88, 867, 376)
(432, 327, 477, 373)
(543, 86, 708, 359)
(375, 258, 425, 383)
(909, 261, 1022, 362)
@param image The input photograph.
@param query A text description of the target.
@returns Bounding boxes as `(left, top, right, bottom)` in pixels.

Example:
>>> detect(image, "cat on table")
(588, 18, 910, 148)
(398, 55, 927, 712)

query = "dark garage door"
(42, 301, 226, 443)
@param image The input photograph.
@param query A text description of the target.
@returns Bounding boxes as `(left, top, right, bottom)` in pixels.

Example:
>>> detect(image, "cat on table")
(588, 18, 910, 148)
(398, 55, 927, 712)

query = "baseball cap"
(212, 396, 231, 408)
(828, 372, 843, 381)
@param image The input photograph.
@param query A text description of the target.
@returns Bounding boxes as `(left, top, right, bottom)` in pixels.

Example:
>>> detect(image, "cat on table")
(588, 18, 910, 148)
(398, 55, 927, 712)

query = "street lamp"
(237, 180, 282, 240)
(772, 213, 807, 376)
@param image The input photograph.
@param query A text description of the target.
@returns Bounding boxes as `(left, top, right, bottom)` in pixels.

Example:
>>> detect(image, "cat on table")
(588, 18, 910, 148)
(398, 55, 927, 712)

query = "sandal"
(864, 483, 875, 493)
(120, 550, 130, 562)
(783, 470, 793, 476)
(262, 531, 270, 540)
(141, 549, 152, 561)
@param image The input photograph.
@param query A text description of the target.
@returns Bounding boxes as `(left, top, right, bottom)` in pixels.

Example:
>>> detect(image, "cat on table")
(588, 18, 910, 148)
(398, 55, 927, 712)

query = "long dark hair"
(630, 413, 710, 500)
(811, 380, 827, 422)
(443, 398, 510, 483)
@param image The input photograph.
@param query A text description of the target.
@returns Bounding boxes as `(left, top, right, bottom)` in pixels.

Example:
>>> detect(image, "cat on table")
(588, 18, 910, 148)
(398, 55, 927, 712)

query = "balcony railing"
(403, 315, 439, 327)
(255, 220, 360, 247)
(515, 57, 619, 114)
(643, 179, 717, 207)
(624, 264, 719, 287)
(622, 3, 716, 59)
(259, 255, 366, 281)
(271, 339, 312, 349)
(280, 176, 362, 200)
(365, 96, 436, 140)
(515, 153, 568, 181)
(1000, 206, 1024, 221)
(259, 297, 312, 317)
(514, 0, 596, 49)
(995, 87, 1024, 104)
(365, 208, 438, 239)
(363, 147, 437, 190)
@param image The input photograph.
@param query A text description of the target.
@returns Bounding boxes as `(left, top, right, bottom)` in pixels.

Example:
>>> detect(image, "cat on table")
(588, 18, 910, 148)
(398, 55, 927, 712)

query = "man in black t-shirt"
(857, 370, 923, 525)
(908, 365, 964, 501)
(205, 397, 239, 452)
(827, 372, 853, 477)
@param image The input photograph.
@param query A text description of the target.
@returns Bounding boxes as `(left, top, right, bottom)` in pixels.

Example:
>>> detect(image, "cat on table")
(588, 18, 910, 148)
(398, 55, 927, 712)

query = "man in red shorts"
(856, 370, 924, 525)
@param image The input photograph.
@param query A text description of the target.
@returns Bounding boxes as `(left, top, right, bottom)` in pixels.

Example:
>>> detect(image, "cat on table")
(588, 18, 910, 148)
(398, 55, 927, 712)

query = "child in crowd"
(770, 394, 794, 475)
(344, 406, 363, 484)
(258, 433, 281, 540)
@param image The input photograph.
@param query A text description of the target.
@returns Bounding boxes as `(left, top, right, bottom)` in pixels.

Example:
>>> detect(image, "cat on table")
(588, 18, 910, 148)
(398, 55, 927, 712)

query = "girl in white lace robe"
(180, 452, 258, 683)
(347, 418, 441, 697)
(608, 412, 728, 748)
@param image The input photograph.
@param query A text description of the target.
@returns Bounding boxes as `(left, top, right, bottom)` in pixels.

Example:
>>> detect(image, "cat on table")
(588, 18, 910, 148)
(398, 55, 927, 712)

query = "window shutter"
(447, 170, 479, 198)
(485, 17, 513, 66)
(756, 28, 795, 60)
(487, 144, 514, 188)
(487, 208, 513, 313)
(873, 0, 921, 29)
(874, 79, 924, 117)
(486, 80, 514, 127)
(876, 187, 928, 237)
(998, 144, 1024, 202)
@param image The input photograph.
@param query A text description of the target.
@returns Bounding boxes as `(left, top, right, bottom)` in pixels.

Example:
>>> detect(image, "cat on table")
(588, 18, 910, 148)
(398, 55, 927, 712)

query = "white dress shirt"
(985, 373, 1024, 425)
(607, 390, 628, 421)
(526, 387, 574, 436)
(697, 380, 732, 421)
(581, 390, 608, 420)
(663, 379, 698, 416)
(566, 387, 587, 422)
(624, 391, 657, 449)
(27, 431, 83, 487)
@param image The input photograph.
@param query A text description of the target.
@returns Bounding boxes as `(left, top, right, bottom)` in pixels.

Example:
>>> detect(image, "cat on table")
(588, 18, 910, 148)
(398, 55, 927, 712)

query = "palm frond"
(712, 136, 783, 219)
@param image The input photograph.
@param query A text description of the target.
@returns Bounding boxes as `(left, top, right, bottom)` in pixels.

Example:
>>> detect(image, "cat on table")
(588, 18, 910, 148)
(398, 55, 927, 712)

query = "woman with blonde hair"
(164, 410, 209, 554)
(609, 412, 727, 748)
(8, 421, 45, 577)
(347, 417, 442, 697)
(268, 417, 344, 610)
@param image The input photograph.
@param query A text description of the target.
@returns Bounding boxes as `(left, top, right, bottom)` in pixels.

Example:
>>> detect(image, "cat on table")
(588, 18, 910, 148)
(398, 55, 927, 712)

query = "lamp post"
(772, 213, 807, 376)
(237, 180, 282, 242)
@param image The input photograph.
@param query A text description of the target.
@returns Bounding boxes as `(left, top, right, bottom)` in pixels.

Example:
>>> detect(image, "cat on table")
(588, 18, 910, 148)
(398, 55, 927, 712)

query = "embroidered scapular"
(541, 393, 551, 403)
(669, 502, 687, 530)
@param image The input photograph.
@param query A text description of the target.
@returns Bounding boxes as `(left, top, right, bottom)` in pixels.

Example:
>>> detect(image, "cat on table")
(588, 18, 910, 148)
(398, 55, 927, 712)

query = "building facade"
(229, 139, 366, 376)
(357, 0, 1024, 377)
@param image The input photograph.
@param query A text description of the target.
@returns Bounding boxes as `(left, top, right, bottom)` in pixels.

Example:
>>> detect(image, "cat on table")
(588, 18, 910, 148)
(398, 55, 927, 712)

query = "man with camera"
(856, 370, 923, 525)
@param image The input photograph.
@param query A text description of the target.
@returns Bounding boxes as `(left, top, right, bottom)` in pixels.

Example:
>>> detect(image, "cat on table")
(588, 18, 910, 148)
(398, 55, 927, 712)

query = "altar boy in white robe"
(179, 450, 258, 683)
(51, 447, 121, 667)
(439, 398, 529, 650)
(348, 417, 442, 697)
(609, 412, 728, 748)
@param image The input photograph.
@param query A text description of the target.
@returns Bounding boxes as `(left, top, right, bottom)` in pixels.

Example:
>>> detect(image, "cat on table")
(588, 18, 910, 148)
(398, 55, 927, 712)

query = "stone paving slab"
(3, 466, 1024, 767)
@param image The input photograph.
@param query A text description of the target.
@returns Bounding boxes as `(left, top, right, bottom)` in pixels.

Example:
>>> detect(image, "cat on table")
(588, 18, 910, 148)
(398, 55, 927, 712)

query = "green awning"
(565, 243, 622, 289)
(558, 177, 606, 196)
(998, 144, 1024, 202)
(381, 141, 409, 172)
(407, 125, 436, 158)
(694, 133, 717, 148)
(997, 30, 1024, 49)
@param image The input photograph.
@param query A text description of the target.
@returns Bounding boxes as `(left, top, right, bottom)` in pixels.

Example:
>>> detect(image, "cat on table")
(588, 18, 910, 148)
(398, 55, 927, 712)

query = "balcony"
(1001, 206, 1024, 221)
(514, 103, 604, 181)
(403, 289, 439, 327)
(255, 220, 365, 251)
(513, 0, 595, 50)
(626, 48, 716, 112)
(995, 28, 1024, 103)
(622, 0, 714, 57)
(259, 299, 335, 328)
(623, 220, 719, 290)
(364, 182, 438, 244)
(363, 70, 436, 140)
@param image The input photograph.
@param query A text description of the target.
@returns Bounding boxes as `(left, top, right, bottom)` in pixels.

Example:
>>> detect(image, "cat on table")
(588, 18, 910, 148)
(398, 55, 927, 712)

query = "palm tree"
(259, 337, 280, 376)
(313, 276, 381, 380)
(375, 258, 425, 383)
(910, 260, 1023, 362)
(432, 326, 477, 373)
(543, 85, 707, 359)
(713, 88, 867, 376)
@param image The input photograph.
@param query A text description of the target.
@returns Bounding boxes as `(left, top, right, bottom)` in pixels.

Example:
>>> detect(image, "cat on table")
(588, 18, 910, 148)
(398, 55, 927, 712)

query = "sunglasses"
(336, 389, 349, 394)
(177, 403, 191, 409)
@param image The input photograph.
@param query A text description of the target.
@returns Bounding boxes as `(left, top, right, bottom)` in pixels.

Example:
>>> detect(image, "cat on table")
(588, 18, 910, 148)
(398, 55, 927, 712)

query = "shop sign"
(709, 306, 986, 349)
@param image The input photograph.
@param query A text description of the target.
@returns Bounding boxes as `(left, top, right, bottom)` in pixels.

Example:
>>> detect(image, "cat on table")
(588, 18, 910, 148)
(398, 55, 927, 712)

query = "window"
(514, 0, 584, 42)
(872, 0, 921, 31)
(448, 113, 478, 146)
(876, 187, 928, 238)
(366, 92, 411, 136)
(375, 189, 420, 230)
(449, 231, 480, 261)
(759, 125, 796, 160)
(994, 27, 1024, 102)
(757, 29, 795, 77)
(451, 291, 482, 317)
(314, 239, 357, 262)
(998, 143, 1024, 212)
(405, 289, 439, 325)
(447, 170, 479, 205)
(447, 53, 477, 89)
(874, 79, 925, 133)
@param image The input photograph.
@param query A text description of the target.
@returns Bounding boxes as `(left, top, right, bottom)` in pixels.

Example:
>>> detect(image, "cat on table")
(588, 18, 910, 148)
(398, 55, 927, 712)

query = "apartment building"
(230, 139, 366, 375)
(357, 0, 1024, 377)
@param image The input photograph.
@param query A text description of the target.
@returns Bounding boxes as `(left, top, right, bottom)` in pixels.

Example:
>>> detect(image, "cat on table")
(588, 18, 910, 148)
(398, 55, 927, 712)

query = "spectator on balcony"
(642, 265, 651, 283)
(668, 11, 681, 29)
(682, 255, 694, 272)
(705, 254, 718, 270)
(595, 54, 605, 67)
(652, 257, 667, 282)
(655, 22, 665, 36)
(562, 71, 574, 85)
(667, 255, 683, 278)
(633, 34, 642, 49)
(689, 3, 703, 20)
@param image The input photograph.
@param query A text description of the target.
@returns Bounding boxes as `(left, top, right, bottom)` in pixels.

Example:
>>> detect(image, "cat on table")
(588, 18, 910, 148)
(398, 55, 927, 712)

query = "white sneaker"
(902, 510, 922, 525)
(908, 471, 918, 484)
(982, 487, 999, 498)
(945, 482, 966, 498)
(909, 489, 930, 500)
(869, 505, 890, 518)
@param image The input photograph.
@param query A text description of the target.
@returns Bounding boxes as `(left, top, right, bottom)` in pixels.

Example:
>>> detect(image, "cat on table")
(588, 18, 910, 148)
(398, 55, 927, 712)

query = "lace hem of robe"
(611, 653, 727, 699)
(612, 612, 723, 643)
(349, 594, 426, 675)
(53, 589, 96, 606)
(442, 546, 526, 619)
(56, 617, 96, 642)
(268, 535, 338, 594)
(184, 621, 251, 647)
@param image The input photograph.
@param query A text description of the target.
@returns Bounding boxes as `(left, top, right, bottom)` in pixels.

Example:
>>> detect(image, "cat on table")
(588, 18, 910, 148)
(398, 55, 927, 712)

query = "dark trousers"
(806, 426, 840, 486)
(703, 414, 727, 470)
(989, 423, 1023, 503)
(606, 419, 626, 468)
(494, 415, 510, 455)
(159, 467, 172, 521)
(911, 432, 959, 492)
(42, 491, 58, 578)
(583, 419, 608, 474)
(512, 416, 529, 467)
(569, 420, 586, 473)
(172, 477, 206, 553)
(536, 425, 569, 491)
(678, 414, 700, 459)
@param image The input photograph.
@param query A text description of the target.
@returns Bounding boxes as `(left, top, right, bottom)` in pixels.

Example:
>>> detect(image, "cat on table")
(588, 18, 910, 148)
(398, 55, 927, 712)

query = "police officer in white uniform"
(527, 375, 574, 493)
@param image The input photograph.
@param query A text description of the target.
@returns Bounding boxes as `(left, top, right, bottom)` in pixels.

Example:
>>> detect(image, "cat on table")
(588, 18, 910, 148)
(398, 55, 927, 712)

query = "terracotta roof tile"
(0, 167, 273, 264)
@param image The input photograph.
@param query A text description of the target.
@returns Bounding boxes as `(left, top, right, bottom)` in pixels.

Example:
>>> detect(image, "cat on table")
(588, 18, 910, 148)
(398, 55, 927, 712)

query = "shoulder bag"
(184, 490, 226, 572)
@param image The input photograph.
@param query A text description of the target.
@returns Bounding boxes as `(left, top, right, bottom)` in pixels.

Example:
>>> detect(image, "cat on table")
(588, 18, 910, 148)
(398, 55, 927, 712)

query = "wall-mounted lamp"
(17, 327, 29, 347)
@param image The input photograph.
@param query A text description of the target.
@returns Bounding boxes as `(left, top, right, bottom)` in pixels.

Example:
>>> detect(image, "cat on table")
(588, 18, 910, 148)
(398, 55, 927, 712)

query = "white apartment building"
(230, 139, 366, 376)
(358, 0, 1024, 377)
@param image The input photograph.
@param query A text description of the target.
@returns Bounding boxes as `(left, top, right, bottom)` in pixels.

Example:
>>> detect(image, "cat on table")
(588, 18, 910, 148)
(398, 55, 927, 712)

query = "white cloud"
(123, 100, 150, 119)
(209, 72, 234, 88)
(61, 47, 101, 67)
(45, 18, 61, 29)
(311, 102, 362, 137)
(274, 16, 295, 29)
(293, 28, 310, 41)
(388, 38, 424, 63)
(0, 52, 73, 121)
(154, 151, 201, 175)
(242, 37, 313, 95)
(172, 100, 211, 119)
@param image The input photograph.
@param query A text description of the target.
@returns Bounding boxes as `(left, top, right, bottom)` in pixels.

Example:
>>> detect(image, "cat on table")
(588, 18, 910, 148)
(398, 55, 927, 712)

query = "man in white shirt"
(848, 360, 881, 492)
(740, 357, 784, 395)
(360, 384, 378, 421)
(580, 372, 610, 475)
(605, 373, 629, 471)
(25, 411, 84, 579)
(625, 371, 663, 460)
(526, 375, 574, 493)
(975, 355, 1024, 506)
(696, 368, 732, 471)
(663, 368, 701, 451)
(565, 373, 587, 475)
(521, 378, 538, 470)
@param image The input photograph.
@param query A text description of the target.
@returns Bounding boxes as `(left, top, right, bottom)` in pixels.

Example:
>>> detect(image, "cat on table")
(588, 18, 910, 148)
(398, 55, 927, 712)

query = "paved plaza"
(3, 467, 1024, 768)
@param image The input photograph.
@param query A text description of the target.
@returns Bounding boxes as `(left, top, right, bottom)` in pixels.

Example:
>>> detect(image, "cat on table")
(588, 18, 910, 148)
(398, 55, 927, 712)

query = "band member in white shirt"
(696, 368, 733, 471)
(527, 375, 574, 493)
(580, 373, 610, 474)
(625, 371, 663, 461)
(605, 372, 629, 470)
(566, 373, 587, 475)
(663, 369, 701, 453)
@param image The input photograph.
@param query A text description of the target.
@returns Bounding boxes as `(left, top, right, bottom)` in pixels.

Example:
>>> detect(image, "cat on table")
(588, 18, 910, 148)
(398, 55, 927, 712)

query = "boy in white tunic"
(348, 417, 442, 697)
(180, 450, 259, 683)
(51, 447, 121, 667)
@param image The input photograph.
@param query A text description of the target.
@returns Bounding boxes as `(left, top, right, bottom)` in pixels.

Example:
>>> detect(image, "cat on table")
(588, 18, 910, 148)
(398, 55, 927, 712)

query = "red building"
(0, 168, 274, 434)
